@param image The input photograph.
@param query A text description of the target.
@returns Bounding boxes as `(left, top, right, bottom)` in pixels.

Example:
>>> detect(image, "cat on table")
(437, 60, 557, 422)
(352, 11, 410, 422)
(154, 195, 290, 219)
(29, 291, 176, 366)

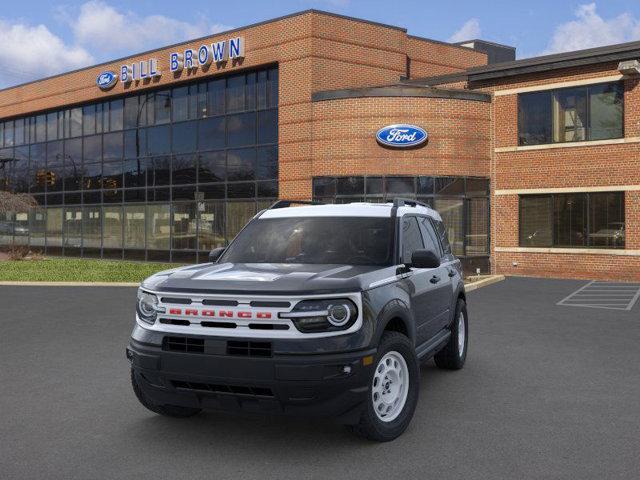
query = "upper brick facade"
(0, 10, 488, 202)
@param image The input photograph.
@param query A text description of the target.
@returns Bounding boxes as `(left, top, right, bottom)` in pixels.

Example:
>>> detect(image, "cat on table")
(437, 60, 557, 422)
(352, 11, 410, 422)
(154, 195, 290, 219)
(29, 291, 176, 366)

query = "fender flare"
(374, 298, 416, 346)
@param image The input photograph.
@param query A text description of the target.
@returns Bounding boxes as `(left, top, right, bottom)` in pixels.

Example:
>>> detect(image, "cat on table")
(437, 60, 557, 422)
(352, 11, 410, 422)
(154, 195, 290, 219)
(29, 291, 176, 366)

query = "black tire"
(350, 331, 419, 442)
(434, 298, 468, 370)
(130, 369, 202, 418)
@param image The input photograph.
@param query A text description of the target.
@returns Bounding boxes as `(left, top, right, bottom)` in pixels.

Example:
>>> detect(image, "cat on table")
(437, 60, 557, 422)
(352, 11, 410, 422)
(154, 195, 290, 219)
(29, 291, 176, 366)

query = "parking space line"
(557, 281, 640, 311)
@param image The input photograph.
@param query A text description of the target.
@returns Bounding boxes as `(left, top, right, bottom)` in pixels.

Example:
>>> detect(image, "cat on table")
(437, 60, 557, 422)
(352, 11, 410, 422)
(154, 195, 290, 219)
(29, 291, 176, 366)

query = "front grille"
(163, 336, 204, 353)
(202, 299, 238, 306)
(227, 340, 272, 357)
(250, 300, 291, 308)
(171, 380, 274, 397)
(160, 297, 192, 305)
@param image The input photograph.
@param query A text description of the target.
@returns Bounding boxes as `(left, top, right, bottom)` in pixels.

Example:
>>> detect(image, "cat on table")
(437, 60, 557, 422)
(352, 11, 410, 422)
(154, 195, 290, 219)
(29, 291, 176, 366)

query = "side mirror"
(208, 247, 226, 263)
(410, 249, 440, 269)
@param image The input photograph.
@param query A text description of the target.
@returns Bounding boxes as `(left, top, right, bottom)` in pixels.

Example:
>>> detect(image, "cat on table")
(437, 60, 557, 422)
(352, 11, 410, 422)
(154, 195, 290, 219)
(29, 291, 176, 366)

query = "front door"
(400, 216, 443, 344)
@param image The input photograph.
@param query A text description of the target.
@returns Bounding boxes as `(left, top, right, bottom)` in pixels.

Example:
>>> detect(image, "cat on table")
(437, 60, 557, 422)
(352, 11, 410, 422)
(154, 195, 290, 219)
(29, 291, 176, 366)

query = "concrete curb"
(0, 281, 139, 287)
(464, 275, 506, 292)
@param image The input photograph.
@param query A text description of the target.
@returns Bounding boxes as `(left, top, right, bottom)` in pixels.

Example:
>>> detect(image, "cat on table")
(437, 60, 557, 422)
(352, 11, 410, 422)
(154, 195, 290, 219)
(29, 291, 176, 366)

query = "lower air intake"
(171, 380, 274, 397)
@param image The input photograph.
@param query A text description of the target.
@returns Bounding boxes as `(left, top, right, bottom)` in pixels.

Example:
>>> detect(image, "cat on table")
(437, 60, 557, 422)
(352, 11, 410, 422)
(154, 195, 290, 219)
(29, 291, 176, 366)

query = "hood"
(142, 262, 392, 295)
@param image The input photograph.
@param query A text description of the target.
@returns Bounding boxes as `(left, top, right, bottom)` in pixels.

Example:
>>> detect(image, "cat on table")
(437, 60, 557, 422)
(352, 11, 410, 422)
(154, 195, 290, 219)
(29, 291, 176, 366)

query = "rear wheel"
(350, 331, 419, 442)
(130, 369, 202, 418)
(434, 299, 468, 370)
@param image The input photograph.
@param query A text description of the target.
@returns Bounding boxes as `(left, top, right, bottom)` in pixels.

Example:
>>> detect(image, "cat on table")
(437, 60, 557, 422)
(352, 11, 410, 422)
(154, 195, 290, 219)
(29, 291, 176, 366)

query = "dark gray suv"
(127, 198, 468, 441)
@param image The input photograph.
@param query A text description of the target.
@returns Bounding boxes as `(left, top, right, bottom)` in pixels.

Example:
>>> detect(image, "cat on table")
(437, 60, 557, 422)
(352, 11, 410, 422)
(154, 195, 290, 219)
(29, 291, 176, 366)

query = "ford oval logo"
(376, 124, 428, 148)
(96, 71, 118, 90)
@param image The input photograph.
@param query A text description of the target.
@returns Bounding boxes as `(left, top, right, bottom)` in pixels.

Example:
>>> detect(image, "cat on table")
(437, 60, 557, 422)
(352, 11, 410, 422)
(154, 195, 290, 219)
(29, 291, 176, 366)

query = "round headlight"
(327, 304, 351, 326)
(137, 290, 160, 324)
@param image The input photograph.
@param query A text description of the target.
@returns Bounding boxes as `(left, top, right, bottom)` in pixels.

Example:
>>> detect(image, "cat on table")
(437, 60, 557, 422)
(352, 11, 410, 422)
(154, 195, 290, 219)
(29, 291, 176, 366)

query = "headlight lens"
(136, 289, 163, 324)
(280, 298, 358, 333)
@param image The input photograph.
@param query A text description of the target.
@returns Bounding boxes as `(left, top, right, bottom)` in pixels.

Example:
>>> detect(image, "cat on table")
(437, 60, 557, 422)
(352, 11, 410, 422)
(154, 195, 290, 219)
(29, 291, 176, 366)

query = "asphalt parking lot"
(1, 277, 639, 480)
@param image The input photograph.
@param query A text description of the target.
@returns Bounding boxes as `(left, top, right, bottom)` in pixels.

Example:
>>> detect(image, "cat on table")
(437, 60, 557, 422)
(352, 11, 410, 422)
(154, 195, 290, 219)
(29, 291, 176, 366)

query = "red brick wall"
(494, 251, 640, 281)
(309, 96, 491, 185)
(406, 37, 487, 79)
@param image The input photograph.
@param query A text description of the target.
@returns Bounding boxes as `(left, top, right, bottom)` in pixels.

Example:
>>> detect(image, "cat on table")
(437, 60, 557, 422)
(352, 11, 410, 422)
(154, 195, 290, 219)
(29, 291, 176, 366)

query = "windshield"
(220, 217, 393, 266)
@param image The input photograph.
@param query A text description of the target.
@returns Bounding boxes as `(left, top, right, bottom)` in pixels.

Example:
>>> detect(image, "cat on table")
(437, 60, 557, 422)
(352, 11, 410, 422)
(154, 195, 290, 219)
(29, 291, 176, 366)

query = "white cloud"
(542, 3, 640, 54)
(71, 1, 232, 55)
(0, 1, 233, 88)
(0, 20, 93, 88)
(448, 18, 481, 43)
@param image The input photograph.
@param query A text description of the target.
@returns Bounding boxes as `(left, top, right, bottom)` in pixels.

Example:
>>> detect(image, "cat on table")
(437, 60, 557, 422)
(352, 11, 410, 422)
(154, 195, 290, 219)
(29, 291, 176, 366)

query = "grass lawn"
(0, 258, 185, 283)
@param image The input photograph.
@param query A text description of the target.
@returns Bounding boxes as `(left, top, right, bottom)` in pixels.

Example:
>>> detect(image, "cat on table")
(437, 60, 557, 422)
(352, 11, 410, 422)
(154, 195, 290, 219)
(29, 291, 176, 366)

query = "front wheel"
(434, 298, 468, 370)
(350, 331, 419, 442)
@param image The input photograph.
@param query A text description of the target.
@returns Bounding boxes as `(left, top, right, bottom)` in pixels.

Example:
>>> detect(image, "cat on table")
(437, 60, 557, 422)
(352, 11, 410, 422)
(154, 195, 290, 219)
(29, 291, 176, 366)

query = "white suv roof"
(260, 201, 442, 221)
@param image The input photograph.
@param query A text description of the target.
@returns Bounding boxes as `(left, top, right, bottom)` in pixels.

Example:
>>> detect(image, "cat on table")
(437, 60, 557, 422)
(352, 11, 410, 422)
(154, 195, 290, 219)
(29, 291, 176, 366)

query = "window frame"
(399, 214, 425, 265)
(518, 192, 625, 249)
(517, 81, 624, 146)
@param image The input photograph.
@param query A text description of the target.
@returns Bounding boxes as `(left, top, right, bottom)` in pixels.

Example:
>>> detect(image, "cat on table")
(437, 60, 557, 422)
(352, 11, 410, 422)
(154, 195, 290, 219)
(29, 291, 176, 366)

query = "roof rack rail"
(392, 198, 429, 208)
(268, 200, 324, 210)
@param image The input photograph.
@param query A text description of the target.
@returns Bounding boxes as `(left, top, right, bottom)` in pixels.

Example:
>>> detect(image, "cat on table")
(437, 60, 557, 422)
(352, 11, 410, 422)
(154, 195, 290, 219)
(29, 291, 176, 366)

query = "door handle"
(430, 275, 441, 284)
(448, 269, 456, 278)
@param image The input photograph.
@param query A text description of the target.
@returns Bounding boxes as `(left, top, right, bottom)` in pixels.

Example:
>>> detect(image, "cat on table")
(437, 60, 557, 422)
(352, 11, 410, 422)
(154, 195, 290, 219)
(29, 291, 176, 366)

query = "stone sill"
(495, 247, 640, 256)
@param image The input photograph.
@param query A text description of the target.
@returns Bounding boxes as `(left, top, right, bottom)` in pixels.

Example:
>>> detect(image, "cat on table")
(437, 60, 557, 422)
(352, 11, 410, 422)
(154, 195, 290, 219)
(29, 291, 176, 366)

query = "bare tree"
(0, 191, 37, 214)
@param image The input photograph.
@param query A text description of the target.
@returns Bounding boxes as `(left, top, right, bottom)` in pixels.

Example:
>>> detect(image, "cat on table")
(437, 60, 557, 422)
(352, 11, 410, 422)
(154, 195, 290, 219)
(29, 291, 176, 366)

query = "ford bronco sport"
(127, 198, 468, 441)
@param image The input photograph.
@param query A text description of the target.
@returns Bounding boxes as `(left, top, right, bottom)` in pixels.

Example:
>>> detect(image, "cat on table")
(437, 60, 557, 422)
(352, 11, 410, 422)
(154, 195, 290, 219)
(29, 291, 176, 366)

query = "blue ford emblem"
(376, 124, 428, 148)
(96, 71, 118, 90)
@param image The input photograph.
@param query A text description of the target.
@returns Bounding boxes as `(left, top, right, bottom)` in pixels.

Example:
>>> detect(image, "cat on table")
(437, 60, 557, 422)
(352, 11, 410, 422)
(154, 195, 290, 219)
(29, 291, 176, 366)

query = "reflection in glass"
(147, 204, 170, 250)
(172, 203, 196, 250)
(83, 206, 101, 248)
(124, 205, 145, 249)
(434, 199, 464, 256)
(227, 112, 256, 147)
(63, 207, 82, 248)
(198, 201, 225, 251)
(466, 198, 488, 256)
(29, 208, 46, 247)
(227, 148, 255, 181)
(103, 206, 123, 248)
(198, 116, 225, 150)
(226, 201, 256, 241)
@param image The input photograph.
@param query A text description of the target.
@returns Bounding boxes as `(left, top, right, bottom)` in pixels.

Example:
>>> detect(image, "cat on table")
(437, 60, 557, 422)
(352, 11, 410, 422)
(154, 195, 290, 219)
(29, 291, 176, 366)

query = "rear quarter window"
(433, 219, 452, 255)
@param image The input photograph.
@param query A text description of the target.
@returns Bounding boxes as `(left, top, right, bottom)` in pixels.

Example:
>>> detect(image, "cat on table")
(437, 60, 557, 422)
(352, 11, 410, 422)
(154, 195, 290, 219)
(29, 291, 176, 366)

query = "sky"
(2, 0, 640, 88)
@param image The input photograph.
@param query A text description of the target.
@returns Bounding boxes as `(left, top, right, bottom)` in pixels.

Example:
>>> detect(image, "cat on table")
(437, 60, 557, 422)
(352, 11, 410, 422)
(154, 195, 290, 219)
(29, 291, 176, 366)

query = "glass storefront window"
(554, 193, 587, 247)
(434, 199, 464, 256)
(47, 207, 62, 248)
(519, 82, 623, 145)
(103, 206, 123, 249)
(197, 200, 225, 253)
(82, 206, 101, 249)
(29, 208, 46, 247)
(0, 66, 278, 263)
(63, 207, 82, 248)
(0, 212, 14, 246)
(313, 175, 490, 257)
(226, 201, 256, 241)
(172, 203, 196, 250)
(519, 192, 624, 248)
(466, 198, 488, 256)
(124, 205, 145, 249)
(147, 204, 170, 250)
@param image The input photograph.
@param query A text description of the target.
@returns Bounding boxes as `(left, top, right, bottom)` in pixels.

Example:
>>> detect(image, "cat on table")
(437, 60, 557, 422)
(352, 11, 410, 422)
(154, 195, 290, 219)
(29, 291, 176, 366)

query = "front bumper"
(127, 336, 376, 424)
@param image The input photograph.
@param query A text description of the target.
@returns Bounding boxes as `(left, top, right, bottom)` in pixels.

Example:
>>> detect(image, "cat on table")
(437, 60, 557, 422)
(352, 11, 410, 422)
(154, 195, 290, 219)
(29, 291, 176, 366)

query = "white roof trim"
(259, 202, 441, 220)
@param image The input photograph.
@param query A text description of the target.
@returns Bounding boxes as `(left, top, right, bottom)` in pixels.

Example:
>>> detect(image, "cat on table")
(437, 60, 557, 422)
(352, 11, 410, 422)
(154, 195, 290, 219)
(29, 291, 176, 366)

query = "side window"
(433, 219, 452, 255)
(401, 216, 424, 264)
(418, 217, 442, 257)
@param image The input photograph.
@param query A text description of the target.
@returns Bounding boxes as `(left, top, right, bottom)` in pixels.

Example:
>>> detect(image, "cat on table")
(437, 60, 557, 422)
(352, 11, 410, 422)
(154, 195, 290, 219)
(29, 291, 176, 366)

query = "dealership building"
(0, 10, 638, 280)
